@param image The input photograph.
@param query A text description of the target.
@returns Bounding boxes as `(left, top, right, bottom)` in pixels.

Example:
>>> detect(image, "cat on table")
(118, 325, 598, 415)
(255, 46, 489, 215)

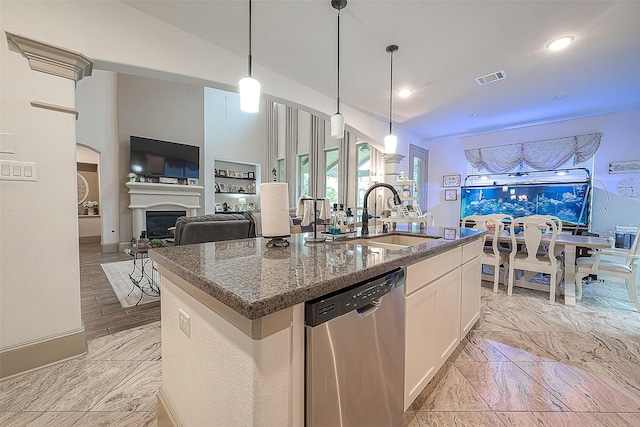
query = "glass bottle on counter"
(346, 208, 354, 232)
(338, 204, 347, 233)
(330, 203, 340, 234)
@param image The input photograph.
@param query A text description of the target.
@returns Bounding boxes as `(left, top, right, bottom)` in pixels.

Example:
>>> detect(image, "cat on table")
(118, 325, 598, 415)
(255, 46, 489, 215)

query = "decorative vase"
(87, 209, 95, 216)
(129, 178, 136, 183)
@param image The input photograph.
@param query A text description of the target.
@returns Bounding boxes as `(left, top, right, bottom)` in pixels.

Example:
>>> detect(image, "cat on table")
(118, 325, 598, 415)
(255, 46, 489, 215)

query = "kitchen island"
(150, 226, 484, 427)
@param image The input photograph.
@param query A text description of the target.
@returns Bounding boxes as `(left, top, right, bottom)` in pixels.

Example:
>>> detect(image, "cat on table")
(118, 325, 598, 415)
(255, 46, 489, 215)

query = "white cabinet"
(460, 238, 482, 337)
(460, 256, 482, 337)
(403, 240, 482, 410)
(404, 277, 437, 408)
(434, 269, 461, 365)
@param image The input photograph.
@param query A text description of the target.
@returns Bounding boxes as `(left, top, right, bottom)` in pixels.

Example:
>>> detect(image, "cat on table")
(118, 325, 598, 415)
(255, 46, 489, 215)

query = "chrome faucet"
(361, 183, 402, 236)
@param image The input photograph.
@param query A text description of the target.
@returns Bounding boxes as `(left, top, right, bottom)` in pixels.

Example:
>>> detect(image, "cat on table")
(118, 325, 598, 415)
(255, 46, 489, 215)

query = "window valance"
(464, 133, 602, 173)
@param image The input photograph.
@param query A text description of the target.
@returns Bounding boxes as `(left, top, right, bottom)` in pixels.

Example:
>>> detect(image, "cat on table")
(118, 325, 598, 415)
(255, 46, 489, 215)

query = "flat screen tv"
(130, 136, 199, 179)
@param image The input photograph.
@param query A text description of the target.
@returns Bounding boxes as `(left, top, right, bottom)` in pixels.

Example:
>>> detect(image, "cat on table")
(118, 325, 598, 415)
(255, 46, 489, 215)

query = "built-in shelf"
(215, 174, 255, 181)
(215, 159, 260, 211)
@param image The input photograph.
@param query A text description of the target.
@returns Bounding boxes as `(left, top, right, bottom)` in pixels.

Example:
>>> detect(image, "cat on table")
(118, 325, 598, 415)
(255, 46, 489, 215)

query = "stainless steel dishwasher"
(305, 268, 405, 427)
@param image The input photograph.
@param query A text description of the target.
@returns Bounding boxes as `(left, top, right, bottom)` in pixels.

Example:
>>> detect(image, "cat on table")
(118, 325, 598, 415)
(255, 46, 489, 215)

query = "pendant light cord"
(336, 8, 341, 114)
(389, 48, 394, 134)
(248, 0, 253, 77)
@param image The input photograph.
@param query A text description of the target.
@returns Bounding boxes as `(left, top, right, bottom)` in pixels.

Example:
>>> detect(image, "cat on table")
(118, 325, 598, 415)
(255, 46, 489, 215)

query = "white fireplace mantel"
(126, 182, 203, 238)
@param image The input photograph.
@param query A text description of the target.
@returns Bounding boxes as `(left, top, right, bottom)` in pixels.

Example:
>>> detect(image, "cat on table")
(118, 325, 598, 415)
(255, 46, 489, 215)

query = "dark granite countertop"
(150, 225, 484, 320)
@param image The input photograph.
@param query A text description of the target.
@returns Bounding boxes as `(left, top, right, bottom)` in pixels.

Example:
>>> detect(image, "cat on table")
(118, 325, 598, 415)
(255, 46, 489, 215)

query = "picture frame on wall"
(445, 189, 457, 201)
(218, 169, 226, 177)
(215, 203, 223, 212)
(248, 171, 255, 179)
(227, 169, 236, 178)
(442, 174, 461, 187)
(218, 183, 227, 193)
(248, 202, 255, 211)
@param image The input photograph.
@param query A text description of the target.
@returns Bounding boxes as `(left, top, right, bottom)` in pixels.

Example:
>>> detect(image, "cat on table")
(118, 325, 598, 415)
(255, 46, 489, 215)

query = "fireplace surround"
(126, 182, 203, 239)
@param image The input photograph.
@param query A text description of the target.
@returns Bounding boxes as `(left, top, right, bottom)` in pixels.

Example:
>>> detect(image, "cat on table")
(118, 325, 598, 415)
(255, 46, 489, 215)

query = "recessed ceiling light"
(397, 88, 413, 98)
(552, 94, 567, 100)
(546, 36, 574, 51)
(470, 112, 479, 117)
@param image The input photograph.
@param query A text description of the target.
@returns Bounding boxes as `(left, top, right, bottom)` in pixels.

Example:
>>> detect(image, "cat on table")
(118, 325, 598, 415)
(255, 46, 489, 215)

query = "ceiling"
(122, 0, 640, 142)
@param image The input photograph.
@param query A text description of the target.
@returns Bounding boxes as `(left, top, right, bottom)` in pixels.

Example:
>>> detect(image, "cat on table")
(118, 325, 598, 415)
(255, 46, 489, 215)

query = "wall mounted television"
(130, 135, 199, 179)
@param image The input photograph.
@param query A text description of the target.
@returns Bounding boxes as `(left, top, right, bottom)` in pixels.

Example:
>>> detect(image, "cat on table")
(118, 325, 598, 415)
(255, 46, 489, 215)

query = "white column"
(382, 153, 406, 184)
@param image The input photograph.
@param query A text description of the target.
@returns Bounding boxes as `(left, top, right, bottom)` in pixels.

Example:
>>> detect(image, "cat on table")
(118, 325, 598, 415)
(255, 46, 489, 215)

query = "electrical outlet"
(178, 308, 191, 338)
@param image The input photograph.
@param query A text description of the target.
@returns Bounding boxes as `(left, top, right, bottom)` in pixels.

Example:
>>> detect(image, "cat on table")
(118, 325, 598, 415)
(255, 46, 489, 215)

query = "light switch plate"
(0, 160, 37, 181)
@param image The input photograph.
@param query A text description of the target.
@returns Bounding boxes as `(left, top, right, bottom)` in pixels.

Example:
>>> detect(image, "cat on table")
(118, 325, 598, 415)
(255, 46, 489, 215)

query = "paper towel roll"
(260, 182, 290, 237)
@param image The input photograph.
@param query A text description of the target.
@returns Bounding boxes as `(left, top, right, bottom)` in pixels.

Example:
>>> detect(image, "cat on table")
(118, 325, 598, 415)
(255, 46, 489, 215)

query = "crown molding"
(5, 31, 93, 82)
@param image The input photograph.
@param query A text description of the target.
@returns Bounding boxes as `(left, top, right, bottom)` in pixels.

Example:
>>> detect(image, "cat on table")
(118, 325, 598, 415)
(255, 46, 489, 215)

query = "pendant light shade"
(330, 0, 347, 138)
(385, 44, 398, 153)
(239, 76, 261, 113)
(239, 0, 260, 113)
(384, 134, 398, 154)
(330, 113, 345, 138)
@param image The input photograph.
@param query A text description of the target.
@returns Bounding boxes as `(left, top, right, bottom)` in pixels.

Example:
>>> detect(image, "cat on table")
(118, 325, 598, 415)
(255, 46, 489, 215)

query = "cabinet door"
(460, 256, 481, 338)
(404, 283, 436, 410)
(434, 269, 461, 366)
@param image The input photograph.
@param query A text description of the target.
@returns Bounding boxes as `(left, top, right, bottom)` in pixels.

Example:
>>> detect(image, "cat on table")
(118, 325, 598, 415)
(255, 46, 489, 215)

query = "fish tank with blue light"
(460, 182, 591, 227)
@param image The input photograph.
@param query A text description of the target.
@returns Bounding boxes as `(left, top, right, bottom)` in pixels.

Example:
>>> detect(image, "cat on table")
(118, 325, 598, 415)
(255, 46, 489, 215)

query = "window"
(298, 154, 309, 198)
(325, 149, 339, 204)
(276, 158, 285, 182)
(409, 144, 429, 210)
(356, 144, 371, 208)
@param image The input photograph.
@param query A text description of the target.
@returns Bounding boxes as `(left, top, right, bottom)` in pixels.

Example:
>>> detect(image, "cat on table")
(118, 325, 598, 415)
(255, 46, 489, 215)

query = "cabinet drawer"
(406, 247, 461, 295)
(462, 238, 483, 264)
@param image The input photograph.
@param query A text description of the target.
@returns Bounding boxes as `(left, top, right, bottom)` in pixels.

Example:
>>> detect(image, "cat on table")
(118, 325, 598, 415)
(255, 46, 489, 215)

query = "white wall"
(204, 87, 268, 214)
(117, 74, 204, 242)
(76, 71, 120, 248)
(425, 109, 640, 233)
(0, 34, 82, 349)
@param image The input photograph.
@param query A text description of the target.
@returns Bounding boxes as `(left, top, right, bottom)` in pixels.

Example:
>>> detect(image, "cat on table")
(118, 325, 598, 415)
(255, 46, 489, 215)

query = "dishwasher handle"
(356, 298, 381, 317)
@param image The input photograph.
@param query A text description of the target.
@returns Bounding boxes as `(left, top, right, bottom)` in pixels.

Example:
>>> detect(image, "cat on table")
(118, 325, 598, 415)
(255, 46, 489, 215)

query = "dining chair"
(508, 216, 564, 302)
(519, 215, 564, 257)
(575, 226, 640, 311)
(462, 214, 513, 293)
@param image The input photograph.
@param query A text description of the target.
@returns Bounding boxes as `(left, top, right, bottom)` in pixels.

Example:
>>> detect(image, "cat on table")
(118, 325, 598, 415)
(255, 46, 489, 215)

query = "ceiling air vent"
(475, 70, 507, 86)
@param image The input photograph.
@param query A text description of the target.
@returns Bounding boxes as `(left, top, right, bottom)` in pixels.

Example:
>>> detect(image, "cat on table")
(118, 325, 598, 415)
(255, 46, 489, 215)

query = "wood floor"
(80, 242, 160, 341)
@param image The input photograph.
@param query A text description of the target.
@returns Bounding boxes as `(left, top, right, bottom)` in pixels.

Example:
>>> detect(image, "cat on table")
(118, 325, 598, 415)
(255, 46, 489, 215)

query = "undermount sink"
(349, 234, 440, 249)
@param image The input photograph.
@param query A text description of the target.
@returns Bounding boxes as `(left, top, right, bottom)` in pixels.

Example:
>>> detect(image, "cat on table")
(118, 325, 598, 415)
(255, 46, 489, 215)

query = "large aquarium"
(460, 182, 590, 226)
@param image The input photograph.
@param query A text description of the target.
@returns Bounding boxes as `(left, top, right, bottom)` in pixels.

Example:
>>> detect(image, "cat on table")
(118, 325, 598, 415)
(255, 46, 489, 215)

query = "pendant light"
(239, 0, 261, 113)
(330, 0, 347, 138)
(384, 44, 398, 153)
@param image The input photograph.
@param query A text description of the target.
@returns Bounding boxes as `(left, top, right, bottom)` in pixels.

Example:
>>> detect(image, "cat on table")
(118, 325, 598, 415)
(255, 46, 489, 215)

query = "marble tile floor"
(1, 277, 639, 426)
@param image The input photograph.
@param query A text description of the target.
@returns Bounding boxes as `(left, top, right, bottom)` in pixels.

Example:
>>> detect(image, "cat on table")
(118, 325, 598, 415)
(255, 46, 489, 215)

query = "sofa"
(173, 213, 255, 245)
(173, 212, 299, 246)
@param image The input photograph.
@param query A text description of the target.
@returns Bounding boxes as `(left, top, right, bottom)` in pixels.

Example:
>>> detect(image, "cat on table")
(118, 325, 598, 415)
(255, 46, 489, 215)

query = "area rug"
(101, 260, 160, 308)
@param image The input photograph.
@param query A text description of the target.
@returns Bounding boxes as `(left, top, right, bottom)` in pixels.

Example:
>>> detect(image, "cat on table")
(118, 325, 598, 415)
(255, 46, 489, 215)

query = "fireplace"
(126, 182, 203, 240)
(146, 211, 186, 239)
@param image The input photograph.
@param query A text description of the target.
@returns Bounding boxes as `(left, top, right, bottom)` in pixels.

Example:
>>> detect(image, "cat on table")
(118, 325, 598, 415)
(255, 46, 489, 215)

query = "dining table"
(489, 231, 611, 305)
